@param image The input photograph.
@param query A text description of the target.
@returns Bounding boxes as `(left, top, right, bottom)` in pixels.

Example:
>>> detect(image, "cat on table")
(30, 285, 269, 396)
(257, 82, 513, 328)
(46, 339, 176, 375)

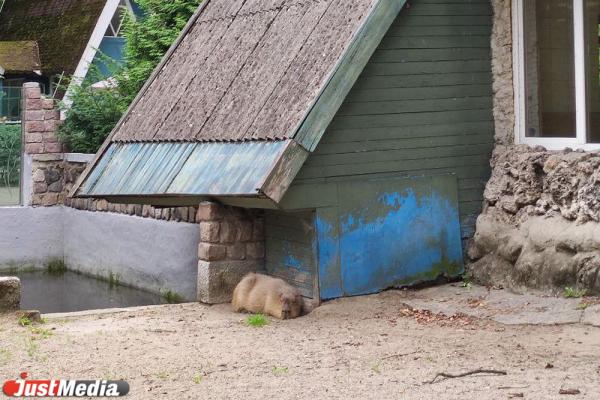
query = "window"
(104, 0, 134, 37)
(514, 0, 600, 149)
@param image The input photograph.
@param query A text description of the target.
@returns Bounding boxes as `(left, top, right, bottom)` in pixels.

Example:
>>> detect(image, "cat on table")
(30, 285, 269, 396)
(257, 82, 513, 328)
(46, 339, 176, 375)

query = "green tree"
(58, 0, 201, 153)
(119, 0, 201, 103)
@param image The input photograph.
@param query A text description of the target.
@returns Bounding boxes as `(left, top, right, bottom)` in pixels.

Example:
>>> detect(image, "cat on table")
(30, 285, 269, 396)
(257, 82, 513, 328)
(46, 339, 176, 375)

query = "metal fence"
(0, 86, 22, 122)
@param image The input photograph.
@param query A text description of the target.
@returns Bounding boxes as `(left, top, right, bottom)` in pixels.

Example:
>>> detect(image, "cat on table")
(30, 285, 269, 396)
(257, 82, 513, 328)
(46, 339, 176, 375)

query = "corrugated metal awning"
(77, 140, 308, 203)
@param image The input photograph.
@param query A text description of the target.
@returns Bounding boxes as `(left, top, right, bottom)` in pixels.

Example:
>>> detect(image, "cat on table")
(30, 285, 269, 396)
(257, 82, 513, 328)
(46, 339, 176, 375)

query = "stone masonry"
(0, 277, 21, 312)
(468, 0, 600, 295)
(22, 82, 67, 206)
(196, 202, 265, 304)
(21, 82, 199, 223)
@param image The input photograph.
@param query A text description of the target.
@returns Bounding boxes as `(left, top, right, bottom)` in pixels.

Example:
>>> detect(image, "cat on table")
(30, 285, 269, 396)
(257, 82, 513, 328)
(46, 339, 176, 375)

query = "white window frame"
(513, 0, 600, 150)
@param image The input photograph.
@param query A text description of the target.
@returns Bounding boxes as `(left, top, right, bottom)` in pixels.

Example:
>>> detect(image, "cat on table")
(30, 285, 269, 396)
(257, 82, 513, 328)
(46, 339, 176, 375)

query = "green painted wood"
(321, 121, 494, 143)
(352, 72, 492, 90)
(265, 210, 317, 298)
(283, 0, 493, 244)
(387, 25, 491, 37)
(407, 3, 491, 16)
(394, 15, 490, 26)
(379, 36, 491, 49)
(327, 109, 492, 130)
(362, 60, 492, 76)
(337, 96, 492, 116)
(371, 47, 491, 62)
(294, 0, 408, 151)
(344, 85, 493, 103)
(315, 133, 493, 154)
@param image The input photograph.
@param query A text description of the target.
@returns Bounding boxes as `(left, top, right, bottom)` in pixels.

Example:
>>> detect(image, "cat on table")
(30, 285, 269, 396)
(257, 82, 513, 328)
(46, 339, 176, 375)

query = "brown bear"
(232, 273, 304, 320)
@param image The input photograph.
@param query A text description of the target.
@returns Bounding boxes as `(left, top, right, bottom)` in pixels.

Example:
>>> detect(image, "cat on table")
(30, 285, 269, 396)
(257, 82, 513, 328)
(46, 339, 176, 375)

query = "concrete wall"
(63, 208, 199, 300)
(0, 206, 199, 300)
(0, 207, 63, 270)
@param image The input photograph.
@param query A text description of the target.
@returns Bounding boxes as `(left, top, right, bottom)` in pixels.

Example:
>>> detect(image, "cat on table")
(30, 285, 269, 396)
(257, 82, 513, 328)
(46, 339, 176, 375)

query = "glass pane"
(585, 0, 600, 142)
(524, 0, 577, 138)
(0, 86, 22, 206)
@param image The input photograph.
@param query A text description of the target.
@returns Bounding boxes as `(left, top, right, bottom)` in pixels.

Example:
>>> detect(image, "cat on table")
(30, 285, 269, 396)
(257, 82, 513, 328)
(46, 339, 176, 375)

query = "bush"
(58, 0, 201, 153)
(0, 123, 21, 187)
(57, 66, 129, 153)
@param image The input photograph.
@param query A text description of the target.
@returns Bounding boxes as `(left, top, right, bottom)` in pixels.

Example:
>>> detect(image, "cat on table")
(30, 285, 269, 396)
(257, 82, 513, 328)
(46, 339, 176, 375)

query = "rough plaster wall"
(470, 1, 600, 294)
(491, 0, 515, 145)
(469, 146, 600, 294)
(0, 207, 64, 270)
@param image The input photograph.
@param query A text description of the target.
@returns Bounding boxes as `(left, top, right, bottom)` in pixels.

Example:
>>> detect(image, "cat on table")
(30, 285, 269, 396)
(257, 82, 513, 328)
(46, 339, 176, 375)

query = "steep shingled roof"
(74, 0, 406, 204)
(0, 0, 106, 76)
(0, 41, 41, 73)
(113, 0, 378, 143)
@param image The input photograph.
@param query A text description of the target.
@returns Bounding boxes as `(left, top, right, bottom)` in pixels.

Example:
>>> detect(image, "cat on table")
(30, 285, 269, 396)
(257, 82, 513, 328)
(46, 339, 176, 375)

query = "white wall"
(0, 207, 199, 300)
(0, 207, 63, 269)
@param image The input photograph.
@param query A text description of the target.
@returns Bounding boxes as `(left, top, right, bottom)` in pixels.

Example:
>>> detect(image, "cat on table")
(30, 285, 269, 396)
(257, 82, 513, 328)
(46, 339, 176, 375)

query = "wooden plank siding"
(290, 0, 494, 240)
(265, 211, 318, 298)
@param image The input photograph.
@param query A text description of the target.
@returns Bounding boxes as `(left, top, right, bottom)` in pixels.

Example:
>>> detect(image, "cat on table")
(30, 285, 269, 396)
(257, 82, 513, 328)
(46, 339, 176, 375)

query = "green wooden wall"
(264, 210, 318, 298)
(287, 0, 494, 241)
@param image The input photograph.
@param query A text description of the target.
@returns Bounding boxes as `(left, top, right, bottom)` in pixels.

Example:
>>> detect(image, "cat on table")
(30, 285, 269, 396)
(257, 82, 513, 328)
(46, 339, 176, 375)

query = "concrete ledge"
(197, 260, 263, 304)
(64, 153, 95, 163)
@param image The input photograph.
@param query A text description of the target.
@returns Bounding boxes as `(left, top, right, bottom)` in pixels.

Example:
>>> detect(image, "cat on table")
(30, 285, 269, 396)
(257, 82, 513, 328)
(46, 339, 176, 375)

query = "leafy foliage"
(58, 0, 201, 153)
(0, 123, 21, 187)
(119, 0, 201, 103)
(57, 66, 129, 153)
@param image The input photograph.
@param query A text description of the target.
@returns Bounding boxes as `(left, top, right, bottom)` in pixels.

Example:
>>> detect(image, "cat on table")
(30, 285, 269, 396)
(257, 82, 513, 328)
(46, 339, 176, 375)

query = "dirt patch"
(0, 290, 599, 399)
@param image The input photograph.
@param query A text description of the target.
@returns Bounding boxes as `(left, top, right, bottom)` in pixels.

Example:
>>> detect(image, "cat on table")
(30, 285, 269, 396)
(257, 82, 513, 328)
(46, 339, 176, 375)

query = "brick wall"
(22, 82, 67, 206)
(197, 202, 265, 303)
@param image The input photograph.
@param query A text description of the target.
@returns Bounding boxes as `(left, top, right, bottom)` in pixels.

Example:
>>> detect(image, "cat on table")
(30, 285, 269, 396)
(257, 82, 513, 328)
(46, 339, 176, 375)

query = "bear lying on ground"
(232, 273, 304, 320)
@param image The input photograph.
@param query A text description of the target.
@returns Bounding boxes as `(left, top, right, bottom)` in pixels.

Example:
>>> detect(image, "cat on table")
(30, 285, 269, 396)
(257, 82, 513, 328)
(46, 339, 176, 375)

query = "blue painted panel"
(337, 175, 463, 296)
(316, 175, 463, 299)
(316, 208, 343, 300)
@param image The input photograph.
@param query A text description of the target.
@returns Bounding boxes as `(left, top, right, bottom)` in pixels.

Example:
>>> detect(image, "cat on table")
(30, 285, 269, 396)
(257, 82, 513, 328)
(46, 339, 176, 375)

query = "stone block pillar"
(22, 82, 66, 206)
(196, 202, 265, 304)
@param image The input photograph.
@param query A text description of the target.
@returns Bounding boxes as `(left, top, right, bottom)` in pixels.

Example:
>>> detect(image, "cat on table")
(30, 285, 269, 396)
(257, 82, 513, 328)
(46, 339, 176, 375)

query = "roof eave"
(292, 0, 407, 152)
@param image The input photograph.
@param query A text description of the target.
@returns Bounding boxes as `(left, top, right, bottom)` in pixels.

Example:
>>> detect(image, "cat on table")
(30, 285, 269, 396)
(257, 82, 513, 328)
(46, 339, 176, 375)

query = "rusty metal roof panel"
(79, 141, 290, 198)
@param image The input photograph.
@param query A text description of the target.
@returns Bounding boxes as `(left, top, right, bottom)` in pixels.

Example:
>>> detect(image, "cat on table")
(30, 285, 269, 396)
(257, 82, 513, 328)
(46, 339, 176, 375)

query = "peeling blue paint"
(339, 188, 462, 296)
(316, 176, 463, 300)
(316, 214, 343, 299)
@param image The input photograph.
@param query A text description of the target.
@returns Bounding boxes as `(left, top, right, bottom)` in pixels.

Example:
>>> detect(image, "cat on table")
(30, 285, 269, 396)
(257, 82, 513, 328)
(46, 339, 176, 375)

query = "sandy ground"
(1, 286, 600, 399)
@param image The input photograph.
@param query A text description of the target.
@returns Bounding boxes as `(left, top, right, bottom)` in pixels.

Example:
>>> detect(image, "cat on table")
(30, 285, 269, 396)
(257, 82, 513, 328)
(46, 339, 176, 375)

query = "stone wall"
(196, 202, 265, 303)
(469, 147, 600, 294)
(22, 82, 67, 207)
(468, 1, 600, 295)
(21, 82, 198, 223)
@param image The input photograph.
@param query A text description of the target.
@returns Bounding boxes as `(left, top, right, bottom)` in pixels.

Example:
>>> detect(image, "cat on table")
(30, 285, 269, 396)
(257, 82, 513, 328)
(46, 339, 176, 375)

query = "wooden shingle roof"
(74, 0, 406, 204)
(113, 0, 379, 143)
(0, 0, 106, 76)
(0, 41, 41, 74)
